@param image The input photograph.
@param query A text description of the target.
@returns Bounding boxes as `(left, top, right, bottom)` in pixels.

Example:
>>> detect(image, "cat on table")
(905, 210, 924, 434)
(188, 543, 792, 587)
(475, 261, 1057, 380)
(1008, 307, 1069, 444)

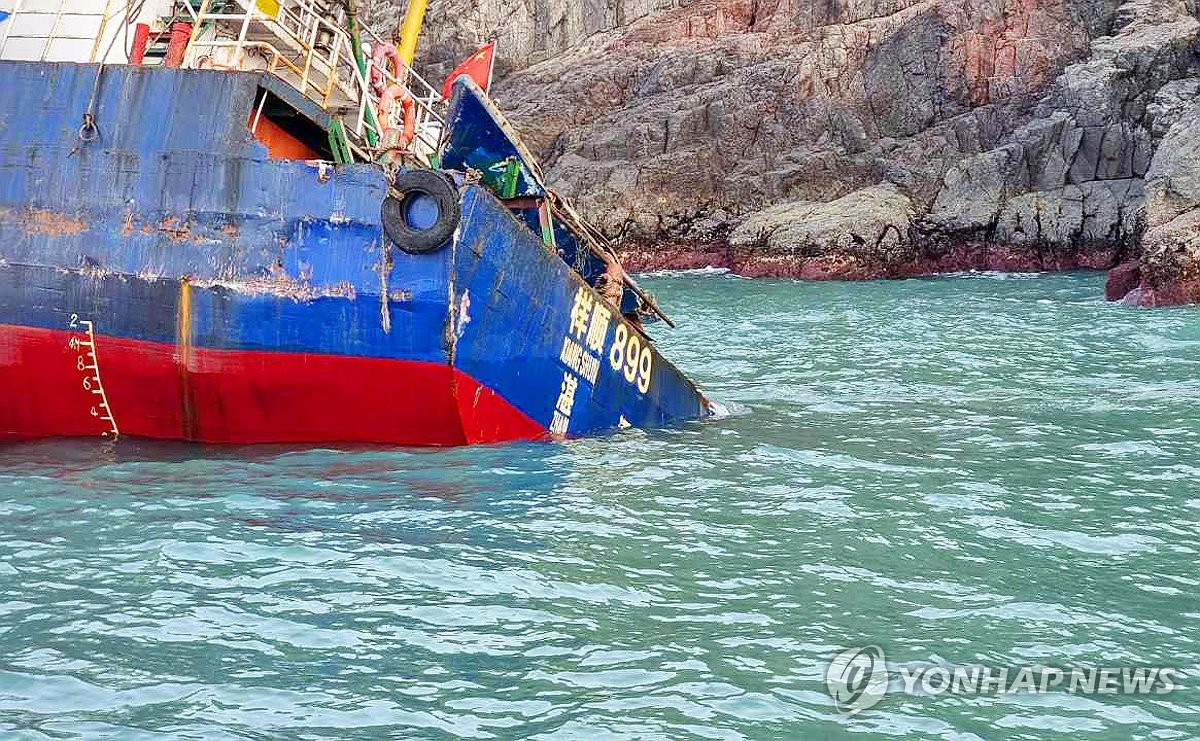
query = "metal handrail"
(0, 0, 446, 162)
(181, 0, 444, 161)
(0, 0, 110, 62)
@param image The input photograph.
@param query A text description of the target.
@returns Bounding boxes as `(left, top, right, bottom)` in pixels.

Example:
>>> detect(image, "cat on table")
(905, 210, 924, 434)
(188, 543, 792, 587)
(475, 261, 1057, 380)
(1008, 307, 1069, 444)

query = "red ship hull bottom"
(0, 325, 547, 446)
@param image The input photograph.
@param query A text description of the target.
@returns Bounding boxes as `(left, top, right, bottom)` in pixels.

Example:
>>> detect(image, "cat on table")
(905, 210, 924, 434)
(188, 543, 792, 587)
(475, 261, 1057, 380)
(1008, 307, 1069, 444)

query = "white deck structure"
(0, 0, 444, 162)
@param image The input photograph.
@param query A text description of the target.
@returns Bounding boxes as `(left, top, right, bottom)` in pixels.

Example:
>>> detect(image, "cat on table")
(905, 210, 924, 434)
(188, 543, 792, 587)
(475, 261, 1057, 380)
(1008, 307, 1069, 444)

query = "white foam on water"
(707, 399, 750, 420)
(633, 266, 732, 278)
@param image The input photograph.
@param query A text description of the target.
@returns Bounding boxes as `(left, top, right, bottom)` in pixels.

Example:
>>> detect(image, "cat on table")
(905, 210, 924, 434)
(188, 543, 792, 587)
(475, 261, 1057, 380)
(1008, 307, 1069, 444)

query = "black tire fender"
(381, 169, 462, 254)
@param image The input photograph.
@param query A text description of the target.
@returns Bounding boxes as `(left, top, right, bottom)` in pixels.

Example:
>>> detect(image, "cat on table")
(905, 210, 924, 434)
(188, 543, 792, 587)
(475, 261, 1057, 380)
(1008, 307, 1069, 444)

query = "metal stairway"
(179, 0, 445, 162)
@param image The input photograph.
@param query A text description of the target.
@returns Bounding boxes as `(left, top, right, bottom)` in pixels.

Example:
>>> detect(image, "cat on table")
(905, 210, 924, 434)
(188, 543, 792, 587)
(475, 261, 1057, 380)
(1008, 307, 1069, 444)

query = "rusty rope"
(71, 0, 147, 156)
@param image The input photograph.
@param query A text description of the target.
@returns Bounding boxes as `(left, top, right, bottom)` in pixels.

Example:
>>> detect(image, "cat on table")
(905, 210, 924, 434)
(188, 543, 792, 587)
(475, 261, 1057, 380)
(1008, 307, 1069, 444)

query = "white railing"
(0, 0, 117, 63)
(0, 0, 444, 163)
(178, 0, 444, 162)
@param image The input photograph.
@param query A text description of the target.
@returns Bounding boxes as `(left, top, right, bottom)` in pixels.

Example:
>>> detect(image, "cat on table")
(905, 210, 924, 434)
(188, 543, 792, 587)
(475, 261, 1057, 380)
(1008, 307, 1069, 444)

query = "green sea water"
(2, 271, 1198, 739)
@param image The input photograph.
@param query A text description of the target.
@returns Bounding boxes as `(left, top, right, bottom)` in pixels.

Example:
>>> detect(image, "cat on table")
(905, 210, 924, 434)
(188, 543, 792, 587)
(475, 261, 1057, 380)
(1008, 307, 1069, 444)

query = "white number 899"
(609, 323, 653, 394)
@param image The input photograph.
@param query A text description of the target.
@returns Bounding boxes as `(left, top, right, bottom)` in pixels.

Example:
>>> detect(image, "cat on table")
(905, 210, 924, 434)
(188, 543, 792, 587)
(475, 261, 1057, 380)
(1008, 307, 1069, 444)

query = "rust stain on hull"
(1, 207, 91, 236)
(176, 278, 198, 440)
(154, 215, 193, 243)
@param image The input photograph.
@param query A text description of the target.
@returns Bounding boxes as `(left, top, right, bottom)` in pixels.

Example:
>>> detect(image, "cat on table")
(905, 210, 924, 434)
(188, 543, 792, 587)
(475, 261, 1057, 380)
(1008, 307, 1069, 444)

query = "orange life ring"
(377, 84, 417, 160)
(370, 43, 403, 95)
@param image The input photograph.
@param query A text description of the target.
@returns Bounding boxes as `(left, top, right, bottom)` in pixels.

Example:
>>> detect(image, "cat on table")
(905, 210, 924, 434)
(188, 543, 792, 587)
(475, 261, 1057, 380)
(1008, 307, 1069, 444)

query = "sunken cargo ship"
(0, 0, 711, 446)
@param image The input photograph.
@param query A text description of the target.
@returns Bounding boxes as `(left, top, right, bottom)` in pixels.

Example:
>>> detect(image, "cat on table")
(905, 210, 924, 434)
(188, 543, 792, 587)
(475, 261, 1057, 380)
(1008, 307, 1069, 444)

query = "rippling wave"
(2, 272, 1197, 739)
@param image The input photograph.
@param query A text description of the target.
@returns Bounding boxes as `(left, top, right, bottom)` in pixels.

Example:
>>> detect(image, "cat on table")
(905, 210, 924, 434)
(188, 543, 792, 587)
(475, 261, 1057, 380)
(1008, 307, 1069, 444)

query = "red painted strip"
(452, 374, 548, 446)
(0, 324, 546, 446)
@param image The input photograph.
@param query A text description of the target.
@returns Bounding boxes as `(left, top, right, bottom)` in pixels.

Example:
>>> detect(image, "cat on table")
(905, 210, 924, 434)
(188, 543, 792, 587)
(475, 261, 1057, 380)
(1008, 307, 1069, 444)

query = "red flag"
(442, 41, 496, 99)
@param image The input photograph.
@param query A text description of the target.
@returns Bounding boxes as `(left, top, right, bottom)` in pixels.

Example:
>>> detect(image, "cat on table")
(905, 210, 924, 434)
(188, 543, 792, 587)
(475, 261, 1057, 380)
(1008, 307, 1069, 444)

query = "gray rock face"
(373, 0, 1199, 287)
(991, 180, 1146, 248)
(729, 184, 916, 261)
(925, 0, 1199, 261)
(1145, 98, 1200, 227)
(1135, 98, 1200, 301)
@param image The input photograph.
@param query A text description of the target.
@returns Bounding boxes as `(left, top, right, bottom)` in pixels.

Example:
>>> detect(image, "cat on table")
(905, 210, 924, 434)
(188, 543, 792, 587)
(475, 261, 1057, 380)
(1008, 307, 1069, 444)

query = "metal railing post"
(89, 0, 122, 63)
(185, 0, 213, 67)
(42, 0, 68, 61)
(299, 10, 318, 96)
(323, 37, 341, 108)
(234, 1, 255, 69)
(356, 59, 371, 138)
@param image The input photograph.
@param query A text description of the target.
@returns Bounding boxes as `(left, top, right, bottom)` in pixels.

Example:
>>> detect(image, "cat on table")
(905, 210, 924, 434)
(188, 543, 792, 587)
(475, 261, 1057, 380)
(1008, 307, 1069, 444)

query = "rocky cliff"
(370, 0, 1200, 301)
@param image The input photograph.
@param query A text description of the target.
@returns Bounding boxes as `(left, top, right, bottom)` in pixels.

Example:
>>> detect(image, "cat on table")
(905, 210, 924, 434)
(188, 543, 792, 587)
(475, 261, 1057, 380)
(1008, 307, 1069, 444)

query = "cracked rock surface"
(371, 0, 1200, 301)
(1129, 97, 1200, 304)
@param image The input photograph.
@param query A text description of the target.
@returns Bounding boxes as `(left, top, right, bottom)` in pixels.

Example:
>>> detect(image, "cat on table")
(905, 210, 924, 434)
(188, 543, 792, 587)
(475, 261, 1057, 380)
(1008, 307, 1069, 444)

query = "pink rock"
(1105, 261, 1141, 302)
(1135, 281, 1200, 307)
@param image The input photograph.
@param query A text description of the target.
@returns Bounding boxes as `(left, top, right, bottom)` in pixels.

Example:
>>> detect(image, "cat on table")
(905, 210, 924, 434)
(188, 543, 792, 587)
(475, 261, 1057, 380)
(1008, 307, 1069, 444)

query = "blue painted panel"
(0, 263, 181, 345)
(451, 188, 707, 434)
(0, 61, 709, 439)
(187, 283, 448, 362)
(0, 62, 389, 287)
(440, 78, 544, 198)
(0, 263, 450, 364)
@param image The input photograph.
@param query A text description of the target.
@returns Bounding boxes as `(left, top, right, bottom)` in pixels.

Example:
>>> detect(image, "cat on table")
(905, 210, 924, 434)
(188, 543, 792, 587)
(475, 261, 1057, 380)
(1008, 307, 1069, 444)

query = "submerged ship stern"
(0, 1, 711, 447)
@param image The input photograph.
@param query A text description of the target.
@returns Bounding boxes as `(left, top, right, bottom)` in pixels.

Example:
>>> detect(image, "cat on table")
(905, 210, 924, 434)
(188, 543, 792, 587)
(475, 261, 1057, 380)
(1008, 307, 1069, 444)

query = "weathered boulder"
(1128, 99, 1200, 305)
(722, 184, 916, 277)
(1144, 99, 1200, 228)
(1106, 260, 1143, 300)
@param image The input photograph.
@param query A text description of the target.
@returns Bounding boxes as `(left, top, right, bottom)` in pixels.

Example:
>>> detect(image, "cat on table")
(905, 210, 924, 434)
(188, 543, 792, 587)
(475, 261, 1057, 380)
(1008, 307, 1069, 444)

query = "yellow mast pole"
(395, 0, 428, 67)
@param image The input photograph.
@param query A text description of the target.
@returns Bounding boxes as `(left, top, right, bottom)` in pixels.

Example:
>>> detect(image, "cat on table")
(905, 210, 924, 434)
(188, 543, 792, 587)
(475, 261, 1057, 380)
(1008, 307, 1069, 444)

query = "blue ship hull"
(0, 61, 710, 445)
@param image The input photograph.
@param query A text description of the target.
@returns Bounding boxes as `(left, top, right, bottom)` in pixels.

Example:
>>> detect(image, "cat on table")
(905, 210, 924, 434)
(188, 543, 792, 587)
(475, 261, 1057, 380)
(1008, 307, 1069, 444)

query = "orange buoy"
(370, 43, 404, 95)
(377, 84, 417, 160)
